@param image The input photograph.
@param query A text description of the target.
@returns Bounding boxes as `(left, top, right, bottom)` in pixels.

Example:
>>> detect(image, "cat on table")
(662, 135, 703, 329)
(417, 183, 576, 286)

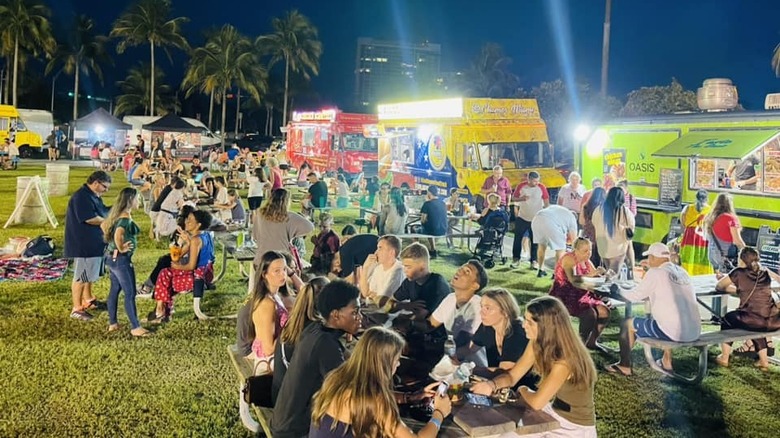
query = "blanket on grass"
(0, 258, 69, 282)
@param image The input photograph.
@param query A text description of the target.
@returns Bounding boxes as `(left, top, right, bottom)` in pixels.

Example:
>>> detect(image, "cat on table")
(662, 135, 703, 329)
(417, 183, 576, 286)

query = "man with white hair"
(557, 171, 585, 216)
(605, 242, 701, 376)
(480, 165, 512, 209)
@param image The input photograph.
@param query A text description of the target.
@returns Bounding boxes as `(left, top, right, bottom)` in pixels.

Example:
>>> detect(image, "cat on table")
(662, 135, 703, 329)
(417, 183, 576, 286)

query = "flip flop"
(604, 363, 632, 376)
(107, 324, 121, 333)
(655, 359, 673, 372)
(131, 328, 152, 338)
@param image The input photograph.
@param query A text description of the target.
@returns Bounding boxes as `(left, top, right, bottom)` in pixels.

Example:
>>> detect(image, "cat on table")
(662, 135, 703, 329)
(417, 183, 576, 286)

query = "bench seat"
(636, 328, 780, 384)
(227, 345, 274, 436)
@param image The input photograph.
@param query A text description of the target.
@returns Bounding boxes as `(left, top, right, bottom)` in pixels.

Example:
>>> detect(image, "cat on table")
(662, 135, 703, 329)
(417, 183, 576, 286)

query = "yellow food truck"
(0, 105, 44, 157)
(577, 111, 780, 247)
(376, 97, 565, 203)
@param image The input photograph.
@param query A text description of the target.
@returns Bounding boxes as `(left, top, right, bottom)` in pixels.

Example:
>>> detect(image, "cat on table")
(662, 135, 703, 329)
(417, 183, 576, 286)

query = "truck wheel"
(19, 146, 32, 158)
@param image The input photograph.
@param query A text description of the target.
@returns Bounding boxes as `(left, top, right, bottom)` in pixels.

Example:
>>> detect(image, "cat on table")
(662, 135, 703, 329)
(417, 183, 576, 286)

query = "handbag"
(242, 358, 274, 407)
(712, 236, 737, 272)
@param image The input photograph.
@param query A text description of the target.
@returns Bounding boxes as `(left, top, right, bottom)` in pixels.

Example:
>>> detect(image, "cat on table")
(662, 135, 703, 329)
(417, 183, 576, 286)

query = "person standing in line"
(704, 192, 747, 273)
(579, 177, 603, 210)
(678, 189, 713, 275)
(510, 171, 549, 270)
(591, 187, 635, 274)
(557, 171, 585, 219)
(101, 187, 150, 337)
(419, 186, 448, 258)
(481, 165, 512, 209)
(64, 171, 112, 321)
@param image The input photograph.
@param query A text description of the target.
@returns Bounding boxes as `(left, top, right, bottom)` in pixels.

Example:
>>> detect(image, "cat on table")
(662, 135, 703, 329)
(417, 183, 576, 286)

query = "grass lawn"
(0, 163, 777, 437)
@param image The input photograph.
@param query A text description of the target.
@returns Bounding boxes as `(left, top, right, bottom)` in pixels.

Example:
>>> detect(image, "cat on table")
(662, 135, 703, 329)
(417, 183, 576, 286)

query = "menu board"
(658, 168, 683, 208)
(602, 149, 626, 189)
(692, 159, 716, 189)
(763, 137, 780, 193)
(757, 226, 780, 274)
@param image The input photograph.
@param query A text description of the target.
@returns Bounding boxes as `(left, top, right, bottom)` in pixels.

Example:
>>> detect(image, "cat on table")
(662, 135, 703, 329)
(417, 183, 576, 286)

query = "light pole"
(600, 0, 612, 98)
(50, 69, 63, 113)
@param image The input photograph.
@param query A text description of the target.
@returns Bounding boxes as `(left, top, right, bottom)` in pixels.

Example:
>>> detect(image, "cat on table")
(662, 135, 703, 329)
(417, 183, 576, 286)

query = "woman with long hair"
(310, 327, 452, 438)
(251, 188, 314, 266)
(470, 288, 529, 372)
(714, 247, 780, 371)
(248, 251, 290, 370)
(154, 178, 185, 239)
(579, 187, 606, 267)
(591, 186, 635, 273)
(379, 187, 408, 235)
(101, 188, 150, 337)
(549, 238, 610, 351)
(679, 189, 713, 275)
(472, 296, 597, 437)
(704, 192, 746, 273)
(270, 276, 329, 401)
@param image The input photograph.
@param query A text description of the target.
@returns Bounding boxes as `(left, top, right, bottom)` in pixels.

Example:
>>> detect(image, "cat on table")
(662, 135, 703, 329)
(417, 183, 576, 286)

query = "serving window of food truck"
(462, 142, 554, 170)
(341, 133, 377, 152)
(654, 129, 780, 196)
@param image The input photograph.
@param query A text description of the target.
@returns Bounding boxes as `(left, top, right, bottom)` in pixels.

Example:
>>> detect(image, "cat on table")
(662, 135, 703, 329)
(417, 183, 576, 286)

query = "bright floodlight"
(95, 125, 105, 134)
(573, 124, 591, 142)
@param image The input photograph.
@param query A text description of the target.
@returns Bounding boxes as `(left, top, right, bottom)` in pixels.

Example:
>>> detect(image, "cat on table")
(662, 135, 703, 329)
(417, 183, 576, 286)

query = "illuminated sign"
(292, 109, 337, 122)
(464, 99, 540, 120)
(378, 98, 464, 120)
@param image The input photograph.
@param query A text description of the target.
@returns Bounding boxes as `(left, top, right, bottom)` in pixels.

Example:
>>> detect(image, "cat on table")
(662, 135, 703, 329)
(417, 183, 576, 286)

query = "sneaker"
(537, 270, 548, 278)
(70, 310, 94, 321)
(531, 261, 539, 270)
(509, 259, 521, 269)
(84, 299, 107, 311)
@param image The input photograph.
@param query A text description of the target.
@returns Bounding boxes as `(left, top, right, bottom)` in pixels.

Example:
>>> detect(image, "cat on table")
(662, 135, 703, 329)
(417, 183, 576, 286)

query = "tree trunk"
(150, 42, 155, 116)
(264, 105, 270, 135)
(72, 65, 80, 121)
(270, 105, 274, 136)
(234, 88, 241, 136)
(12, 37, 19, 107)
(282, 55, 290, 131)
(220, 89, 227, 151)
(208, 90, 214, 130)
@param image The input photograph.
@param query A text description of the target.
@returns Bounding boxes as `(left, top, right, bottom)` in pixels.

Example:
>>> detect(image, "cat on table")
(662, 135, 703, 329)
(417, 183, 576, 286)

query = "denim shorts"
(633, 317, 672, 341)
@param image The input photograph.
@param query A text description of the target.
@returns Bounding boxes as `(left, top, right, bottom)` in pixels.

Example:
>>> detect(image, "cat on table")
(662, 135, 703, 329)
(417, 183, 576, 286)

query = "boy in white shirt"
(361, 235, 404, 304)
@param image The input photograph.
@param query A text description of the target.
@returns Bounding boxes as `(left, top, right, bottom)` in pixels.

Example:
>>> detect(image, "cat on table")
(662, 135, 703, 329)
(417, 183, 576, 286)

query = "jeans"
(105, 253, 141, 329)
(512, 217, 537, 262)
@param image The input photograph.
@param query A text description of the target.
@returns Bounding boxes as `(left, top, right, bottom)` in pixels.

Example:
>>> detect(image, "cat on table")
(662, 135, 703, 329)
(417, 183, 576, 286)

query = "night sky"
(51, 0, 780, 111)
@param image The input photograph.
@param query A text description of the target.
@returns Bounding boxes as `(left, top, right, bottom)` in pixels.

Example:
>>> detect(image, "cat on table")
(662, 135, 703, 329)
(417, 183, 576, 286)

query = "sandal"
(604, 363, 632, 376)
(107, 324, 121, 333)
(754, 361, 770, 372)
(714, 355, 729, 368)
(131, 328, 152, 337)
(655, 358, 673, 372)
(734, 340, 756, 355)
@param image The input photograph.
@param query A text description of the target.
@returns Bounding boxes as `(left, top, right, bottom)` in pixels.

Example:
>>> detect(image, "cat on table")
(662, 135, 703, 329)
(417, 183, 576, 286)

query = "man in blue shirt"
(64, 171, 112, 321)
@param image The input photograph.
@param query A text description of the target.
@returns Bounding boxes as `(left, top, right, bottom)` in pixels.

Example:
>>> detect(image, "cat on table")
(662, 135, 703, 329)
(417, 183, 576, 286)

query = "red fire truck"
(285, 109, 379, 175)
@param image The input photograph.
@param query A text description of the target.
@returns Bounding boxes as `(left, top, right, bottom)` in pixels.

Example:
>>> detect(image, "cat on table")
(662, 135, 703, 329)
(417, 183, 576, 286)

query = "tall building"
(354, 38, 441, 110)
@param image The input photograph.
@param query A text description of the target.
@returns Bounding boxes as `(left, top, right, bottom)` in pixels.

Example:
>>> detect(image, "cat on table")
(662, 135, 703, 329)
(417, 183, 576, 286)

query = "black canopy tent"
(73, 107, 131, 131)
(71, 108, 132, 159)
(141, 114, 202, 133)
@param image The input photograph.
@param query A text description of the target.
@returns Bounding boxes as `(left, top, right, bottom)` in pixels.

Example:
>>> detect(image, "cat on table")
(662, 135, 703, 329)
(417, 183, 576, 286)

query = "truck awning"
(652, 129, 780, 160)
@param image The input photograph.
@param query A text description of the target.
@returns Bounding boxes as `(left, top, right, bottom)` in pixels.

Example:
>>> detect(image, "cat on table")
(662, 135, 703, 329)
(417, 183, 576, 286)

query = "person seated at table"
(310, 326, 452, 438)
(252, 188, 315, 267)
(154, 178, 186, 239)
(470, 288, 530, 372)
(333, 174, 350, 208)
(549, 238, 610, 352)
(360, 235, 404, 305)
(213, 176, 231, 222)
(216, 188, 245, 224)
(301, 171, 329, 220)
(150, 210, 215, 323)
(138, 205, 197, 296)
(272, 280, 362, 438)
(266, 276, 329, 403)
(531, 204, 578, 278)
(471, 296, 598, 437)
(189, 157, 207, 180)
(336, 232, 379, 284)
(419, 185, 448, 259)
(168, 157, 185, 176)
(378, 243, 450, 319)
(378, 187, 408, 236)
(201, 176, 217, 201)
(310, 213, 340, 275)
(714, 247, 780, 371)
(605, 243, 701, 376)
(412, 260, 489, 363)
(127, 157, 152, 194)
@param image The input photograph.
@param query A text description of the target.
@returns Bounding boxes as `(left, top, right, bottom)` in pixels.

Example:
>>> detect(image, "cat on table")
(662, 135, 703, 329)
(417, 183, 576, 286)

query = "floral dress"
(679, 204, 713, 275)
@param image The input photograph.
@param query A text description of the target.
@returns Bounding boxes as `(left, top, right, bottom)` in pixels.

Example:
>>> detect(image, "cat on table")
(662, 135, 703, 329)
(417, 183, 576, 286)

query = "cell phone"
(430, 382, 449, 408)
(465, 392, 493, 407)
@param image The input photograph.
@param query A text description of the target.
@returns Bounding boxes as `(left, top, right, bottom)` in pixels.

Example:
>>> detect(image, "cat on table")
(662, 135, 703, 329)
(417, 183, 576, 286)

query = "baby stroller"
(472, 211, 509, 268)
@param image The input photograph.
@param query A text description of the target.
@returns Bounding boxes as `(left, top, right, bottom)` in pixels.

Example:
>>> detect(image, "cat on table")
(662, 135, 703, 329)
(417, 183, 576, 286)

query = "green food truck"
(577, 110, 780, 248)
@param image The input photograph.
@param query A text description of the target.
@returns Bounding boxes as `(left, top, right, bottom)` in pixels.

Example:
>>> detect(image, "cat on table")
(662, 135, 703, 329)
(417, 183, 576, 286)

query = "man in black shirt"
(728, 153, 760, 190)
(301, 171, 328, 220)
(378, 242, 449, 319)
(420, 185, 448, 258)
(189, 157, 206, 181)
(271, 281, 361, 438)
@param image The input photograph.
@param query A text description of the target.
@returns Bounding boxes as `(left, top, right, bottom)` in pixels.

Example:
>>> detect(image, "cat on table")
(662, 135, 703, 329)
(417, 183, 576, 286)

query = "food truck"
(376, 97, 564, 202)
(577, 110, 780, 248)
(285, 109, 379, 175)
(0, 105, 44, 157)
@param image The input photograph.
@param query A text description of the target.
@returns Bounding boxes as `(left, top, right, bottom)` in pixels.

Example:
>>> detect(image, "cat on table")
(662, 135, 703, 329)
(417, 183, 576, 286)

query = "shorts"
(73, 257, 104, 283)
(633, 317, 672, 341)
(248, 196, 263, 210)
(130, 178, 146, 186)
(531, 218, 567, 250)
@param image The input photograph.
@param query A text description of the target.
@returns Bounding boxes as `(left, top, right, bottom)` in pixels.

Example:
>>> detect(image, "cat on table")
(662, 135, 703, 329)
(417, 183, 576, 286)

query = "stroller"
(472, 210, 509, 268)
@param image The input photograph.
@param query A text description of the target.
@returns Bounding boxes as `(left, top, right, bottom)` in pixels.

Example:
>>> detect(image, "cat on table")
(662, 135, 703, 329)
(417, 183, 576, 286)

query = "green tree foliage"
(457, 43, 519, 98)
(114, 64, 179, 116)
(773, 41, 780, 77)
(620, 79, 697, 117)
(46, 15, 111, 121)
(524, 79, 621, 162)
(0, 0, 55, 106)
(183, 24, 267, 149)
(257, 10, 322, 128)
(111, 0, 189, 116)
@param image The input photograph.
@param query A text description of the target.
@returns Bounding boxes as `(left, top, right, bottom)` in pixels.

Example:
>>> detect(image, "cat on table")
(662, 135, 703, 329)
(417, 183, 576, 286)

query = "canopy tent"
(141, 114, 202, 133)
(72, 107, 131, 131)
(652, 129, 780, 160)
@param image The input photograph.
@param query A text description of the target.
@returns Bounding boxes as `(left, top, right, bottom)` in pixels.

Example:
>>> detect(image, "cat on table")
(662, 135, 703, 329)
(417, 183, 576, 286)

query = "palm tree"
(773, 41, 780, 77)
(458, 43, 519, 98)
(0, 0, 55, 106)
(110, 0, 189, 116)
(115, 64, 179, 116)
(256, 10, 322, 129)
(183, 24, 267, 149)
(46, 15, 111, 121)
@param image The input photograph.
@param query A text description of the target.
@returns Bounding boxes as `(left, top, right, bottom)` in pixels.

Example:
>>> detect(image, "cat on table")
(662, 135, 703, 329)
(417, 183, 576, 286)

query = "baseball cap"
(642, 242, 671, 258)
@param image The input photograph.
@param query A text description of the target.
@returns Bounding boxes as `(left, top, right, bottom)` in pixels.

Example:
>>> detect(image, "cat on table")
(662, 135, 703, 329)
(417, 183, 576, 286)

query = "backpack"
(23, 235, 55, 258)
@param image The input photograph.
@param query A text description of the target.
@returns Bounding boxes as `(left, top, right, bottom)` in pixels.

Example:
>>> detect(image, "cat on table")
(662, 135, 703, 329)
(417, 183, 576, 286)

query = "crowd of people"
(59, 151, 780, 437)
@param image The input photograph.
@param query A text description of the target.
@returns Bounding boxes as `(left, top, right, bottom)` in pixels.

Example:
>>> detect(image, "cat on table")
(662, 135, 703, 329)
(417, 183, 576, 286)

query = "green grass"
(0, 163, 778, 437)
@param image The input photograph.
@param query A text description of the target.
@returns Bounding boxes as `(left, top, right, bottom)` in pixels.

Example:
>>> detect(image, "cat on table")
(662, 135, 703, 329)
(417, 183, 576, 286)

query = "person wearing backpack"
(101, 187, 150, 337)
